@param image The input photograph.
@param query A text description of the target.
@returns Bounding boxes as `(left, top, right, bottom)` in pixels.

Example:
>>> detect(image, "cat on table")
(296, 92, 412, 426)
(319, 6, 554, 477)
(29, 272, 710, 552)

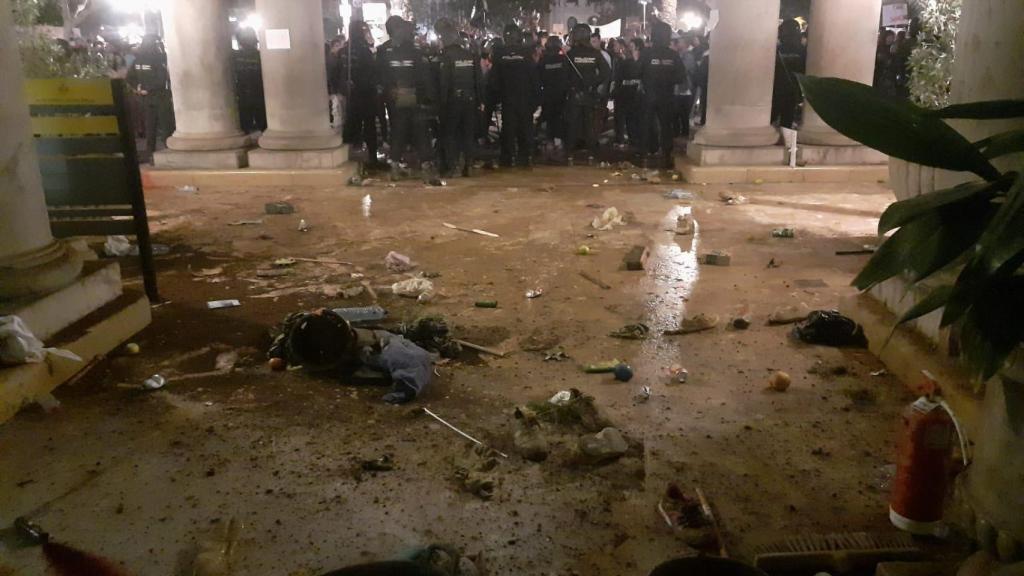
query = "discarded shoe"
(665, 313, 720, 335)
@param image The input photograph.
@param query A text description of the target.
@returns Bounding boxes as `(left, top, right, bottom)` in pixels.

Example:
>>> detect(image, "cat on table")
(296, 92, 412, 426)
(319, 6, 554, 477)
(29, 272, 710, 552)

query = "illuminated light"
(107, 0, 163, 12)
(117, 23, 145, 43)
(339, 0, 352, 21)
(679, 11, 703, 31)
(240, 13, 263, 31)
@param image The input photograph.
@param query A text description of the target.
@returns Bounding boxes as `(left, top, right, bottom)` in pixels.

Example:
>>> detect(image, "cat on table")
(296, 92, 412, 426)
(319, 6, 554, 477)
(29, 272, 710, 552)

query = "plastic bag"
(104, 235, 133, 257)
(384, 251, 416, 273)
(591, 207, 625, 231)
(0, 315, 45, 364)
(392, 277, 435, 299)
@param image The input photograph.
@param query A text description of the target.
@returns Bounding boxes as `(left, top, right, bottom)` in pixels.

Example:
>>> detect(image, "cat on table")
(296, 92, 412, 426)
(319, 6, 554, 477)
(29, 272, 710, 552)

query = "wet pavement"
(0, 167, 915, 575)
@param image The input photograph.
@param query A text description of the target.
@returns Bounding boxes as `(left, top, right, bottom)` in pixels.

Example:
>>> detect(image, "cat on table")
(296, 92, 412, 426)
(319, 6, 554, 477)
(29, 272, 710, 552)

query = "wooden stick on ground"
(579, 271, 611, 290)
(695, 485, 728, 558)
(454, 338, 506, 357)
(289, 257, 354, 265)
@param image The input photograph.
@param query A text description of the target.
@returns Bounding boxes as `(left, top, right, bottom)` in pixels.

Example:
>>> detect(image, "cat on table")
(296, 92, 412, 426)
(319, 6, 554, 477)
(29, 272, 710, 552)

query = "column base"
(154, 148, 250, 169)
(798, 126, 859, 146)
(258, 129, 342, 151)
(248, 146, 349, 169)
(693, 124, 780, 147)
(686, 142, 786, 166)
(798, 144, 888, 165)
(0, 240, 83, 301)
(166, 131, 251, 151)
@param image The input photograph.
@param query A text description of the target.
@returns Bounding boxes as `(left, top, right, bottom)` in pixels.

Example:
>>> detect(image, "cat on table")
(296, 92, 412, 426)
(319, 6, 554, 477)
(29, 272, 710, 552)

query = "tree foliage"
(907, 0, 960, 109)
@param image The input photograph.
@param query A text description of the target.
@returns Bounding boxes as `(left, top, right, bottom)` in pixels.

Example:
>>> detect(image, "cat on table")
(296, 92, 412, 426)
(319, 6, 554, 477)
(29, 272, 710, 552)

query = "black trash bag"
(268, 310, 357, 372)
(792, 310, 868, 348)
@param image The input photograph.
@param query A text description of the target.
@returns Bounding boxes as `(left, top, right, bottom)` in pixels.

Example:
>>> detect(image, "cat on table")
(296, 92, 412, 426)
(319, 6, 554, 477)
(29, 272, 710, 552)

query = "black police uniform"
(341, 38, 380, 164)
(565, 44, 611, 160)
(490, 43, 538, 166)
(380, 41, 435, 168)
(639, 43, 686, 167)
(127, 47, 171, 161)
(439, 42, 483, 176)
(612, 56, 641, 145)
(232, 46, 266, 133)
(539, 49, 569, 142)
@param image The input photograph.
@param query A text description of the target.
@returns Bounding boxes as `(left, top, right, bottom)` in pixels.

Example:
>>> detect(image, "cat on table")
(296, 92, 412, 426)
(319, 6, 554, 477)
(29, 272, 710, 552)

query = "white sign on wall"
(596, 19, 622, 39)
(264, 28, 291, 50)
(882, 3, 910, 26)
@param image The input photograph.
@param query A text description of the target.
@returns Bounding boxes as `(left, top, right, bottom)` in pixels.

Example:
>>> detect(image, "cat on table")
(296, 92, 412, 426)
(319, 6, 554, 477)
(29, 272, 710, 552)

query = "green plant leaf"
(932, 99, 1024, 119)
(975, 129, 1024, 159)
(853, 193, 997, 290)
(958, 275, 1024, 381)
(798, 76, 1001, 180)
(975, 173, 1024, 273)
(897, 285, 954, 325)
(877, 179, 1005, 234)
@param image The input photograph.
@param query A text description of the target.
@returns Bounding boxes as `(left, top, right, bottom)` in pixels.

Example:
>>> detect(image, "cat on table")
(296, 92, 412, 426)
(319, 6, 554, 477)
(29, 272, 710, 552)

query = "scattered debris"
(392, 277, 435, 301)
(613, 363, 634, 382)
(719, 191, 748, 205)
(272, 258, 297, 268)
(455, 446, 499, 500)
(729, 305, 752, 330)
(513, 407, 549, 462)
(264, 201, 294, 215)
(767, 258, 781, 269)
(192, 518, 242, 576)
(835, 245, 877, 256)
(399, 316, 461, 358)
(548, 390, 574, 405)
(576, 244, 592, 255)
(177, 185, 198, 194)
(843, 387, 878, 407)
(384, 251, 416, 272)
(579, 271, 611, 290)
(337, 285, 365, 299)
(633, 385, 652, 404)
(142, 374, 166, 390)
(768, 303, 811, 325)
(698, 250, 731, 266)
(664, 313, 720, 335)
(228, 219, 263, 226)
(871, 369, 888, 377)
(214, 351, 238, 372)
(474, 300, 498, 308)
(530, 389, 612, 432)
(453, 338, 505, 358)
(424, 407, 508, 458)
(658, 483, 710, 529)
(793, 310, 868, 347)
(103, 235, 133, 257)
(190, 267, 223, 277)
(808, 360, 851, 377)
(1, 315, 80, 365)
(579, 427, 628, 463)
(297, 219, 311, 232)
(543, 348, 569, 362)
(609, 323, 650, 340)
(665, 189, 695, 200)
(334, 305, 388, 323)
(525, 288, 544, 299)
(583, 359, 624, 374)
(289, 256, 354, 266)
(442, 222, 499, 237)
(123, 342, 140, 355)
(255, 268, 290, 278)
(360, 454, 394, 472)
(591, 207, 625, 231)
(768, 371, 792, 392)
(669, 365, 689, 383)
(623, 244, 650, 270)
(772, 228, 795, 238)
(207, 299, 241, 310)
(675, 213, 695, 235)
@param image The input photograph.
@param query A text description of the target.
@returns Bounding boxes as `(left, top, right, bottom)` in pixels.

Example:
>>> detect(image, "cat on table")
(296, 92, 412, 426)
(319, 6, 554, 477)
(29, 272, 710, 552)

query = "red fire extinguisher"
(889, 391, 967, 536)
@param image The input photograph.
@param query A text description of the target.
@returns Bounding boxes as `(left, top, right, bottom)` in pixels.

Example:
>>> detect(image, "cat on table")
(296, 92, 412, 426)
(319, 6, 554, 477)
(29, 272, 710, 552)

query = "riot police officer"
(539, 36, 568, 152)
(437, 20, 483, 177)
(564, 23, 610, 165)
(127, 34, 171, 163)
(489, 24, 538, 167)
(612, 38, 643, 148)
(379, 20, 440, 184)
(232, 28, 266, 134)
(639, 20, 686, 169)
(341, 20, 380, 167)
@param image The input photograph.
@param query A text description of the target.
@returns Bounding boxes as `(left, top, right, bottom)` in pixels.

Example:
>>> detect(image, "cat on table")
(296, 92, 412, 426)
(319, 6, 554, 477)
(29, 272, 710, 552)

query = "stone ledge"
(141, 163, 357, 189)
(686, 142, 786, 166)
(248, 145, 349, 169)
(677, 154, 890, 184)
(799, 144, 888, 166)
(0, 290, 152, 424)
(153, 148, 250, 169)
(0, 260, 122, 340)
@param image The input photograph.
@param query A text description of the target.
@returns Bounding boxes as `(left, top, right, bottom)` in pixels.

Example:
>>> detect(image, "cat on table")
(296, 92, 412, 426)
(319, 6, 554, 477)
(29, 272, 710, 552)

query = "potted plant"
(799, 75, 1024, 562)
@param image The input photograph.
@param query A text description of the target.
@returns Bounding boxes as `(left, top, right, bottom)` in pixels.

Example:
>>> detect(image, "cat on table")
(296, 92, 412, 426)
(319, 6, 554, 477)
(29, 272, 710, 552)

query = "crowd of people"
(55, 12, 913, 174)
(324, 16, 710, 183)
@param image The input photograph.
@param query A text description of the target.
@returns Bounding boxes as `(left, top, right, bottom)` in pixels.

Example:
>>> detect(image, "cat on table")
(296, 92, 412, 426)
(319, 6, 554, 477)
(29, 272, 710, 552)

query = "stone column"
(0, 0, 81, 300)
(799, 0, 883, 146)
(249, 0, 346, 168)
(156, 0, 250, 168)
(689, 0, 782, 165)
